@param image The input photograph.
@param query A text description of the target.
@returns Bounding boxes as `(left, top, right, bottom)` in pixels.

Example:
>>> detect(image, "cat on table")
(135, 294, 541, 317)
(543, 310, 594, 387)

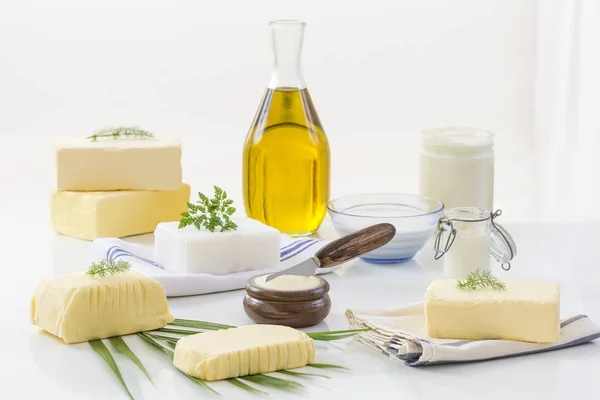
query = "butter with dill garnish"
(53, 136, 182, 191)
(424, 279, 560, 343)
(30, 270, 174, 344)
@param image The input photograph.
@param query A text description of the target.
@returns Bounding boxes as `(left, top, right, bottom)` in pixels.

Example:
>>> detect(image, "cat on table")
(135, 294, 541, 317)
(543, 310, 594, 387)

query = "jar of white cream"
(419, 127, 494, 210)
(433, 208, 516, 279)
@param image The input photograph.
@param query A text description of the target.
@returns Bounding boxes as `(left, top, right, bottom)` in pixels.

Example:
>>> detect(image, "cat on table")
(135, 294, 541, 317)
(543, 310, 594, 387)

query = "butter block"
(31, 270, 174, 344)
(424, 280, 560, 343)
(51, 184, 190, 240)
(54, 137, 182, 191)
(173, 325, 315, 381)
(154, 218, 280, 275)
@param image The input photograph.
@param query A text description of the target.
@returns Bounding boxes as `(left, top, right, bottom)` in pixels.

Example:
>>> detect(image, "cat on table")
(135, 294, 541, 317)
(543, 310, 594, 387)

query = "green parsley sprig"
(87, 126, 154, 141)
(456, 268, 506, 291)
(179, 186, 237, 232)
(87, 259, 132, 278)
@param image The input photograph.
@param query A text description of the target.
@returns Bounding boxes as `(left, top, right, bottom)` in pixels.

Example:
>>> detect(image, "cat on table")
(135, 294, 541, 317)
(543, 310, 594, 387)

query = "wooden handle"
(315, 223, 396, 268)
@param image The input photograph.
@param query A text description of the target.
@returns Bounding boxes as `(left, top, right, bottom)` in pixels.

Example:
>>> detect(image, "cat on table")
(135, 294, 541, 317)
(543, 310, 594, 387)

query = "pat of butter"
(254, 275, 321, 291)
(424, 279, 560, 343)
(173, 325, 315, 381)
(154, 218, 280, 275)
(54, 137, 182, 191)
(31, 270, 174, 344)
(51, 184, 190, 240)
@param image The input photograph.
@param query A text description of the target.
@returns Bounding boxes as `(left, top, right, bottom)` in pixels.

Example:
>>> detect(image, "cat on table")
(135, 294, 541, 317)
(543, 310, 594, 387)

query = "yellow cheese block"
(51, 183, 190, 240)
(54, 137, 182, 191)
(424, 279, 560, 343)
(173, 325, 316, 381)
(31, 270, 174, 344)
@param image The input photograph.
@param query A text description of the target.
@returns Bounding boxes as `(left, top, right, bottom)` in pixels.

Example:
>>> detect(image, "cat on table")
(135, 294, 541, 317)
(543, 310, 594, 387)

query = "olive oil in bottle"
(243, 21, 330, 237)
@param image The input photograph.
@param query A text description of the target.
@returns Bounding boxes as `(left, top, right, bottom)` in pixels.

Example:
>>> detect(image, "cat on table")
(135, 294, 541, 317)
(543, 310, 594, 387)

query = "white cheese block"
(31, 270, 174, 344)
(51, 184, 190, 240)
(424, 279, 560, 343)
(54, 137, 182, 191)
(173, 325, 315, 381)
(154, 218, 281, 275)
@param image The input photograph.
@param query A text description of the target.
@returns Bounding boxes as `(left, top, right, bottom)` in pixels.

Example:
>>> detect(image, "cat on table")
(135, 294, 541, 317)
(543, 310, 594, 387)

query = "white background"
(0, 0, 551, 225)
(2, 2, 600, 399)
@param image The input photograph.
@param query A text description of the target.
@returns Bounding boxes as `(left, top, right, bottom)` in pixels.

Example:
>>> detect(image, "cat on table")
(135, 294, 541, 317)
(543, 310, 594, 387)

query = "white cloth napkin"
(346, 303, 600, 366)
(93, 235, 335, 297)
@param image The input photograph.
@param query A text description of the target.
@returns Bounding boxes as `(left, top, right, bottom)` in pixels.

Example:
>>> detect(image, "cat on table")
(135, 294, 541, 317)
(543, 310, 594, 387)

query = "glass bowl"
(327, 193, 444, 263)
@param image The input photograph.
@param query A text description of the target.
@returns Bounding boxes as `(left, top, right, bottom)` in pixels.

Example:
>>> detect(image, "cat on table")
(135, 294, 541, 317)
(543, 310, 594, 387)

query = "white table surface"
(3, 211, 599, 399)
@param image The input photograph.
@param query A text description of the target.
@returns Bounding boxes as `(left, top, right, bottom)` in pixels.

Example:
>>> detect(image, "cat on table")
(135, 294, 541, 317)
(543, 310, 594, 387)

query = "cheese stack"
(51, 137, 190, 240)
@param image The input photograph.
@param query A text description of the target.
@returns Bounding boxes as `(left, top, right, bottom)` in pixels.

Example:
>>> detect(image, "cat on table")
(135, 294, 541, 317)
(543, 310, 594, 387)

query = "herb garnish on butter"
(179, 185, 237, 232)
(87, 259, 132, 277)
(87, 126, 154, 141)
(456, 268, 506, 291)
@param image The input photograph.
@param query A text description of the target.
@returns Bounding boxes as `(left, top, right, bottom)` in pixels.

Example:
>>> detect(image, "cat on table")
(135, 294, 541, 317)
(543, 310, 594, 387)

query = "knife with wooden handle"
(264, 223, 396, 282)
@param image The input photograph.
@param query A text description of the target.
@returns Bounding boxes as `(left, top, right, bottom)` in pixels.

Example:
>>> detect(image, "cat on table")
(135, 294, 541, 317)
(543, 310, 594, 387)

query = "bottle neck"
(268, 20, 306, 90)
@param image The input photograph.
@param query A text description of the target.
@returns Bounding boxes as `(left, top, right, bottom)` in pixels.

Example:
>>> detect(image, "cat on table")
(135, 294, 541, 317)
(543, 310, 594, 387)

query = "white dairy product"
(154, 218, 281, 275)
(54, 137, 182, 191)
(254, 274, 321, 291)
(444, 220, 491, 279)
(419, 127, 494, 210)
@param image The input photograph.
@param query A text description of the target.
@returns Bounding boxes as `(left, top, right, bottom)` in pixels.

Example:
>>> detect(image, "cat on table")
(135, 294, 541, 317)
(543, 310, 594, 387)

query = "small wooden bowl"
(243, 274, 331, 328)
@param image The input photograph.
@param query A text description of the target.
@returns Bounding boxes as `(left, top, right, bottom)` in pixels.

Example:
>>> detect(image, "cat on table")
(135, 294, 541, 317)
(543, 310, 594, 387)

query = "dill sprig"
(456, 268, 506, 291)
(87, 259, 132, 278)
(87, 126, 154, 141)
(179, 186, 237, 233)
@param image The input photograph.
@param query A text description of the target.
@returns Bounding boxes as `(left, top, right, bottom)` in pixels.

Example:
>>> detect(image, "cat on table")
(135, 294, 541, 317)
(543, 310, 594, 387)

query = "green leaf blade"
(187, 375, 220, 395)
(240, 374, 304, 391)
(137, 333, 219, 395)
(278, 370, 331, 379)
(89, 339, 134, 400)
(308, 328, 372, 341)
(307, 363, 349, 370)
(170, 319, 236, 330)
(227, 378, 268, 395)
(108, 336, 153, 384)
(137, 332, 174, 360)
(155, 327, 202, 335)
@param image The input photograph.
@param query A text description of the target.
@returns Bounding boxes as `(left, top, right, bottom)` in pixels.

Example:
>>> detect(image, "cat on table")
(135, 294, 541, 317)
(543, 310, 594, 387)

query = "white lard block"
(154, 218, 281, 275)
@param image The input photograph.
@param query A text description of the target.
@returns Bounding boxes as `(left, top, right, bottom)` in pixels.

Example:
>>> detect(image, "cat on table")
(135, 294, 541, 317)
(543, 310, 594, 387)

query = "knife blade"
(265, 223, 396, 282)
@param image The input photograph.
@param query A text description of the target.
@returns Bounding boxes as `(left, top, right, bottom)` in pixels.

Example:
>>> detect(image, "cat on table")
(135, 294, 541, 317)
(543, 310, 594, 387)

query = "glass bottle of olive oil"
(243, 20, 330, 237)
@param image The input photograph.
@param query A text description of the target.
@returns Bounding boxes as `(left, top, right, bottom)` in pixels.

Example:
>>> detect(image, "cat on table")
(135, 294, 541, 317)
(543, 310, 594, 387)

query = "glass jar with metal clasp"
(433, 207, 517, 279)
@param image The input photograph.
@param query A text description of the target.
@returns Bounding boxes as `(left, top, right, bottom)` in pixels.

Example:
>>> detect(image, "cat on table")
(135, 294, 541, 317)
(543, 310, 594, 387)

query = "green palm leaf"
(307, 328, 372, 341)
(137, 332, 218, 395)
(137, 332, 174, 359)
(108, 337, 153, 384)
(227, 378, 268, 395)
(145, 333, 178, 348)
(241, 374, 304, 391)
(155, 327, 199, 335)
(307, 363, 349, 370)
(89, 339, 134, 400)
(278, 370, 331, 379)
(170, 319, 235, 330)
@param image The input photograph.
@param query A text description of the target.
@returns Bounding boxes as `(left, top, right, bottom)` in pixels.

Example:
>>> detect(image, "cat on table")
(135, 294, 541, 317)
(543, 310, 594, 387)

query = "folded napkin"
(93, 235, 335, 297)
(346, 303, 600, 366)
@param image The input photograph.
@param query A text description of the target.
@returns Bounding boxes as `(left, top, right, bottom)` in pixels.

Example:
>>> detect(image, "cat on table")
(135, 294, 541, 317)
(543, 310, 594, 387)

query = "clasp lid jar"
(433, 208, 516, 278)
